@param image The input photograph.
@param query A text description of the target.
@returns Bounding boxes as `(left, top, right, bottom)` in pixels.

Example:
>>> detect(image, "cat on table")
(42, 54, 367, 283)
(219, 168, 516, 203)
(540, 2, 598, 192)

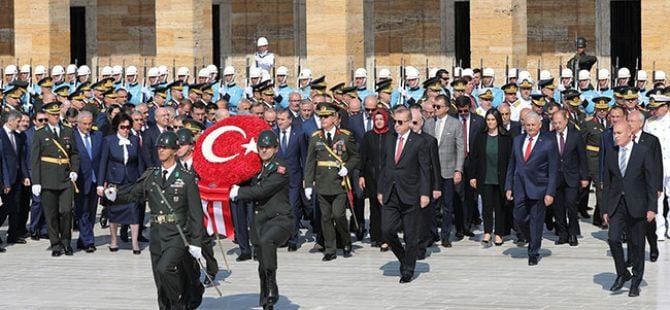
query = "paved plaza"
(1, 204, 669, 310)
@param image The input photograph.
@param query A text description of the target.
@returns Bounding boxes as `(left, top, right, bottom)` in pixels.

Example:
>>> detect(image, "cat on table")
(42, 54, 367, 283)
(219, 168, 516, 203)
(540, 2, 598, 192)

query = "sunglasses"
(458, 109, 470, 114)
(36, 118, 48, 123)
(394, 120, 410, 125)
(119, 125, 130, 130)
(433, 105, 445, 110)
(441, 77, 450, 81)
(365, 108, 376, 112)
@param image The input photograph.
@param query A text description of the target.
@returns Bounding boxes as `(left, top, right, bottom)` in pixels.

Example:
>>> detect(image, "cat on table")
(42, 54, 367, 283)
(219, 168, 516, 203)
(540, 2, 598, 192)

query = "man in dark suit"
(499, 103, 522, 137)
(550, 109, 589, 246)
(0, 110, 29, 245)
(73, 111, 103, 252)
(142, 107, 172, 168)
(378, 107, 431, 283)
(274, 108, 307, 251)
(599, 106, 626, 181)
(300, 100, 320, 138)
(505, 111, 558, 266)
(602, 122, 657, 297)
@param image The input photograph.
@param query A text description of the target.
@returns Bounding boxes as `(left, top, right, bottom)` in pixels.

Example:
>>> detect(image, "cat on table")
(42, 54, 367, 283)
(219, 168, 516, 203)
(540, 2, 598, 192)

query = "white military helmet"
(276, 66, 289, 76)
(147, 67, 159, 77)
(560, 68, 573, 78)
(354, 68, 367, 78)
(257, 37, 269, 47)
(508, 68, 518, 79)
(539, 70, 552, 81)
(5, 65, 18, 75)
(261, 70, 271, 82)
(453, 67, 463, 78)
(298, 69, 312, 80)
(378, 68, 391, 79)
(112, 65, 123, 75)
(597, 69, 610, 80)
(518, 70, 532, 82)
(198, 68, 210, 78)
(101, 66, 113, 76)
(34, 65, 46, 75)
(655, 70, 667, 81)
(51, 65, 65, 76)
(177, 66, 190, 76)
(77, 65, 91, 76)
(158, 65, 168, 76)
(578, 70, 591, 80)
(483, 68, 495, 77)
(617, 67, 631, 79)
(461, 68, 474, 79)
(223, 66, 236, 76)
(405, 66, 419, 80)
(429, 68, 439, 78)
(20, 65, 31, 74)
(126, 66, 138, 76)
(207, 64, 218, 75)
(636, 70, 647, 81)
(66, 64, 77, 75)
(249, 67, 262, 79)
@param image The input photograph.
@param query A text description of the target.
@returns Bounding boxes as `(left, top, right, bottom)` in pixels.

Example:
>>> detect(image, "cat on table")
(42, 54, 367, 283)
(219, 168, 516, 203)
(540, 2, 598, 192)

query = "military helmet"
(176, 128, 195, 145)
(156, 131, 179, 149)
(576, 36, 587, 48)
(257, 130, 279, 148)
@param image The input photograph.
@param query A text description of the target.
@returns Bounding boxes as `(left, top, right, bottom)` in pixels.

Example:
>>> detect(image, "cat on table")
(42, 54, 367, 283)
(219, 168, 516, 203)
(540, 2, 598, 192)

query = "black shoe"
(463, 230, 475, 237)
(355, 230, 365, 241)
(266, 272, 279, 305)
(528, 256, 538, 266)
(85, 246, 97, 253)
(120, 228, 129, 243)
(64, 246, 74, 256)
(370, 241, 380, 248)
(472, 217, 482, 225)
(569, 236, 579, 247)
(236, 253, 252, 262)
(7, 238, 27, 244)
(380, 244, 389, 252)
(628, 284, 640, 297)
(52, 250, 63, 257)
(546, 221, 554, 231)
(399, 274, 413, 283)
(263, 305, 274, 310)
(343, 244, 352, 258)
(0, 247, 6, 253)
(99, 216, 108, 229)
(610, 272, 632, 291)
(555, 238, 568, 245)
(579, 209, 590, 219)
(516, 238, 528, 247)
(109, 246, 119, 252)
(322, 253, 337, 261)
(417, 250, 426, 260)
(133, 249, 141, 255)
(287, 244, 298, 252)
(441, 241, 452, 248)
(454, 232, 465, 240)
(30, 232, 40, 241)
(138, 235, 150, 243)
(253, 251, 258, 261)
(650, 249, 659, 262)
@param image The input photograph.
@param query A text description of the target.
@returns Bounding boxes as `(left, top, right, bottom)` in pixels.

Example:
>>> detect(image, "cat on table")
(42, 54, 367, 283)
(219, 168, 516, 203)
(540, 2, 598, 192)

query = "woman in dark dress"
(358, 109, 392, 251)
(468, 109, 513, 246)
(97, 113, 144, 253)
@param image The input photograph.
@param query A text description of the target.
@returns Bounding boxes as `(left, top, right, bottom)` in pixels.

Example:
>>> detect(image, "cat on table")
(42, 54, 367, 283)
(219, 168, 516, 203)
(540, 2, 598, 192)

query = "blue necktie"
(84, 134, 96, 183)
(281, 130, 288, 151)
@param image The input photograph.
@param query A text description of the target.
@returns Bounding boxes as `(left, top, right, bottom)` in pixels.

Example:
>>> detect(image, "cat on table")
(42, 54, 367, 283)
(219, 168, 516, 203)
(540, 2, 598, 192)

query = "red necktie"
(559, 132, 565, 155)
(524, 136, 534, 162)
(395, 136, 404, 164)
(462, 117, 468, 156)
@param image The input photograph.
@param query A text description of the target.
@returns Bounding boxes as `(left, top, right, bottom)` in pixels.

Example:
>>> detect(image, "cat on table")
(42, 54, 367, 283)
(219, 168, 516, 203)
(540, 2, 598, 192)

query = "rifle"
(0, 59, 4, 89)
(296, 56, 301, 89)
(29, 58, 33, 88)
(245, 57, 250, 88)
(536, 59, 541, 91)
(425, 58, 429, 80)
(396, 58, 405, 107)
(96, 57, 100, 82)
(172, 58, 176, 83)
(451, 57, 455, 82)
(122, 59, 126, 83)
(349, 57, 354, 86)
(559, 56, 563, 87)
(633, 57, 639, 87)
(373, 59, 377, 83)
(193, 57, 197, 84)
(479, 58, 483, 89)
(505, 56, 509, 84)
(108, 57, 111, 67)
(595, 59, 600, 92)
(572, 53, 578, 90)
(614, 57, 620, 86)
(652, 61, 657, 88)
(142, 57, 147, 103)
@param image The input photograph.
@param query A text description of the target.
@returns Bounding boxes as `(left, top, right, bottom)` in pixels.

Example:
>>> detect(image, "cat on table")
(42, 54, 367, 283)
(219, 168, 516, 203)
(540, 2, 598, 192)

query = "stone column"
(641, 0, 669, 72)
(13, 0, 71, 66)
(155, 0, 212, 71)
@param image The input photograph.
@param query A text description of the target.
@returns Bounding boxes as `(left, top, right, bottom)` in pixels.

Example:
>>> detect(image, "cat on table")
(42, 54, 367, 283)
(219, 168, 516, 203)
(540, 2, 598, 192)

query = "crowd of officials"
(0, 37, 667, 308)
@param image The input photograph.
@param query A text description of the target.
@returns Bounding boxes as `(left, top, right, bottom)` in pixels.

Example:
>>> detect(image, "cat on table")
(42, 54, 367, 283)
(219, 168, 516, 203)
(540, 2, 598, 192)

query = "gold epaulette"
(62, 123, 72, 128)
(338, 128, 351, 135)
(584, 116, 593, 122)
(312, 130, 323, 137)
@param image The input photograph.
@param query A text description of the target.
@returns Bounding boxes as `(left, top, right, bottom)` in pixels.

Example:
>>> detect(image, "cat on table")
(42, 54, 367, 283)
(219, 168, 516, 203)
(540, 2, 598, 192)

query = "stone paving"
(1, 205, 668, 310)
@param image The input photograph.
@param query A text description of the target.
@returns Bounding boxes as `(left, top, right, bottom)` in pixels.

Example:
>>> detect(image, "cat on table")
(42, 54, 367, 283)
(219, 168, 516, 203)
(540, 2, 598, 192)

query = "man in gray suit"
(423, 94, 465, 247)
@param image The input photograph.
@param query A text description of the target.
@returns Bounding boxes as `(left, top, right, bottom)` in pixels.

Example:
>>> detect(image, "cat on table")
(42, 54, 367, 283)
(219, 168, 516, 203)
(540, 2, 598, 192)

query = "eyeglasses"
(433, 105, 445, 110)
(119, 125, 130, 130)
(500, 112, 510, 116)
(36, 118, 47, 123)
(394, 120, 410, 125)
(458, 109, 470, 114)
(441, 77, 450, 81)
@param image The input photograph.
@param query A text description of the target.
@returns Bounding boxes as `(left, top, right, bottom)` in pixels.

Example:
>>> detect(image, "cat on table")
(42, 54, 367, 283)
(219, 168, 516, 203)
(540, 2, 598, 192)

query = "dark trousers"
(288, 184, 303, 246)
(75, 183, 98, 247)
(202, 235, 219, 278)
(255, 219, 291, 307)
(231, 199, 253, 255)
(29, 193, 47, 235)
(41, 187, 73, 251)
(304, 187, 323, 245)
(419, 197, 438, 250)
(590, 173, 604, 225)
(382, 187, 421, 277)
(0, 180, 23, 241)
(608, 199, 646, 282)
(350, 170, 366, 233)
(627, 219, 658, 261)
(553, 179, 581, 239)
(455, 170, 476, 232)
(367, 191, 383, 244)
(151, 245, 201, 309)
(19, 185, 31, 237)
(318, 193, 350, 255)
(513, 197, 545, 257)
(480, 184, 505, 235)
(439, 178, 457, 241)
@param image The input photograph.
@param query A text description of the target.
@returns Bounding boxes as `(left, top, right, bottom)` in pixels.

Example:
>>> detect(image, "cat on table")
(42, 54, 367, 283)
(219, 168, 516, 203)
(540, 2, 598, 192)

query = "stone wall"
(95, 0, 156, 65)
(641, 0, 670, 73)
(0, 0, 14, 56)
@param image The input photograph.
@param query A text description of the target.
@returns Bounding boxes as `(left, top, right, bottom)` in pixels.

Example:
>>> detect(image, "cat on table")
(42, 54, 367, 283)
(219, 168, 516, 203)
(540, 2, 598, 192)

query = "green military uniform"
(31, 103, 80, 255)
(304, 103, 360, 258)
(114, 162, 206, 309)
(580, 115, 606, 225)
(567, 37, 597, 72)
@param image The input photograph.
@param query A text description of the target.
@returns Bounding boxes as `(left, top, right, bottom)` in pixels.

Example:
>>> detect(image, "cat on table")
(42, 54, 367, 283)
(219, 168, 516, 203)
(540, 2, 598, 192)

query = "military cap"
(502, 83, 518, 94)
(478, 88, 494, 100)
(102, 77, 115, 89)
(562, 89, 582, 106)
(613, 85, 627, 99)
(450, 79, 467, 91)
(621, 87, 639, 100)
(258, 130, 279, 148)
(156, 131, 179, 149)
(576, 36, 587, 48)
(538, 78, 555, 90)
(315, 102, 337, 116)
(37, 77, 54, 88)
(188, 84, 203, 95)
(76, 81, 91, 92)
(182, 119, 205, 135)
(12, 80, 29, 90)
(330, 82, 346, 95)
(68, 90, 85, 101)
(518, 79, 534, 89)
(42, 101, 61, 114)
(375, 79, 393, 94)
(221, 93, 231, 102)
(54, 84, 70, 97)
(176, 128, 195, 145)
(167, 80, 184, 91)
(4, 84, 25, 99)
(310, 76, 328, 95)
(530, 94, 546, 106)
(423, 77, 442, 92)
(91, 80, 106, 92)
(154, 86, 168, 98)
(340, 86, 358, 99)
(649, 94, 670, 108)
(201, 82, 215, 96)
(592, 96, 611, 110)
(252, 80, 270, 92)
(103, 88, 117, 99)
(646, 88, 664, 98)
(258, 82, 275, 96)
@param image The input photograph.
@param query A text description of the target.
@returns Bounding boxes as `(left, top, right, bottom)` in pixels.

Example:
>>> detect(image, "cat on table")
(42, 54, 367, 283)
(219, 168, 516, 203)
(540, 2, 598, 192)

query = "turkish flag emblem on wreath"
(193, 116, 270, 239)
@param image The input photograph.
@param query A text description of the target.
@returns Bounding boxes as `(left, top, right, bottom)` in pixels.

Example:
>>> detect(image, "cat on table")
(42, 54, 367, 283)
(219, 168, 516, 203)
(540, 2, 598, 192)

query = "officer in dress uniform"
(504, 83, 528, 122)
(3, 83, 27, 115)
(329, 82, 346, 107)
(105, 131, 206, 309)
(580, 97, 610, 228)
(230, 130, 293, 310)
(563, 89, 586, 130)
(375, 79, 394, 110)
(566, 37, 597, 73)
(304, 103, 360, 261)
(166, 81, 184, 111)
(577, 70, 598, 115)
(30, 101, 80, 257)
(644, 94, 670, 243)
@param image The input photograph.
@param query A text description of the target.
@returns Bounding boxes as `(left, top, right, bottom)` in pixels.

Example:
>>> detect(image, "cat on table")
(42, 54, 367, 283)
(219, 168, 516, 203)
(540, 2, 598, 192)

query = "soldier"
(255, 37, 275, 72)
(230, 130, 293, 310)
(616, 67, 632, 87)
(274, 66, 293, 108)
(353, 68, 372, 100)
(304, 103, 360, 261)
(644, 95, 670, 242)
(125, 66, 143, 106)
(105, 131, 206, 309)
(397, 66, 423, 106)
(581, 97, 610, 228)
(595, 69, 615, 100)
(562, 89, 587, 130)
(567, 36, 597, 73)
(503, 83, 527, 122)
(166, 80, 184, 110)
(297, 69, 312, 99)
(30, 101, 80, 257)
(219, 66, 244, 114)
(375, 79, 393, 110)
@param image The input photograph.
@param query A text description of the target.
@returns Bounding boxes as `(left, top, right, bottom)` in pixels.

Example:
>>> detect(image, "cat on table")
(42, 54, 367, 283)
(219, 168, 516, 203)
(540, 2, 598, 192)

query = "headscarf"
(372, 109, 390, 134)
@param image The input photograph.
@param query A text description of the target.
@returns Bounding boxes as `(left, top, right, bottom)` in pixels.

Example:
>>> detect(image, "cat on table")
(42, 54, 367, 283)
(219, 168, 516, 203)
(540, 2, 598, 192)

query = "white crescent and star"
(201, 125, 258, 163)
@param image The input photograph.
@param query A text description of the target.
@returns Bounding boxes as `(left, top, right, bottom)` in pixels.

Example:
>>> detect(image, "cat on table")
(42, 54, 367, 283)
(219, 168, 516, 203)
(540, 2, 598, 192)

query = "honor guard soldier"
(503, 83, 528, 122)
(105, 131, 206, 309)
(567, 37, 597, 73)
(255, 37, 276, 72)
(125, 66, 143, 105)
(304, 103, 360, 261)
(596, 69, 615, 100)
(581, 97, 610, 227)
(274, 66, 293, 108)
(297, 69, 312, 99)
(31, 101, 81, 257)
(354, 68, 372, 100)
(644, 94, 670, 241)
(220, 66, 244, 114)
(230, 130, 293, 310)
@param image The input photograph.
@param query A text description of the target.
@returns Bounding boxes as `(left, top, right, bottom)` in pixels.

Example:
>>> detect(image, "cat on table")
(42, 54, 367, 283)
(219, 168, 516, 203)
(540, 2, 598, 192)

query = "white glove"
(32, 184, 41, 197)
(229, 185, 240, 200)
(304, 187, 313, 200)
(69, 172, 78, 182)
(188, 245, 202, 259)
(104, 187, 117, 202)
(338, 166, 348, 177)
